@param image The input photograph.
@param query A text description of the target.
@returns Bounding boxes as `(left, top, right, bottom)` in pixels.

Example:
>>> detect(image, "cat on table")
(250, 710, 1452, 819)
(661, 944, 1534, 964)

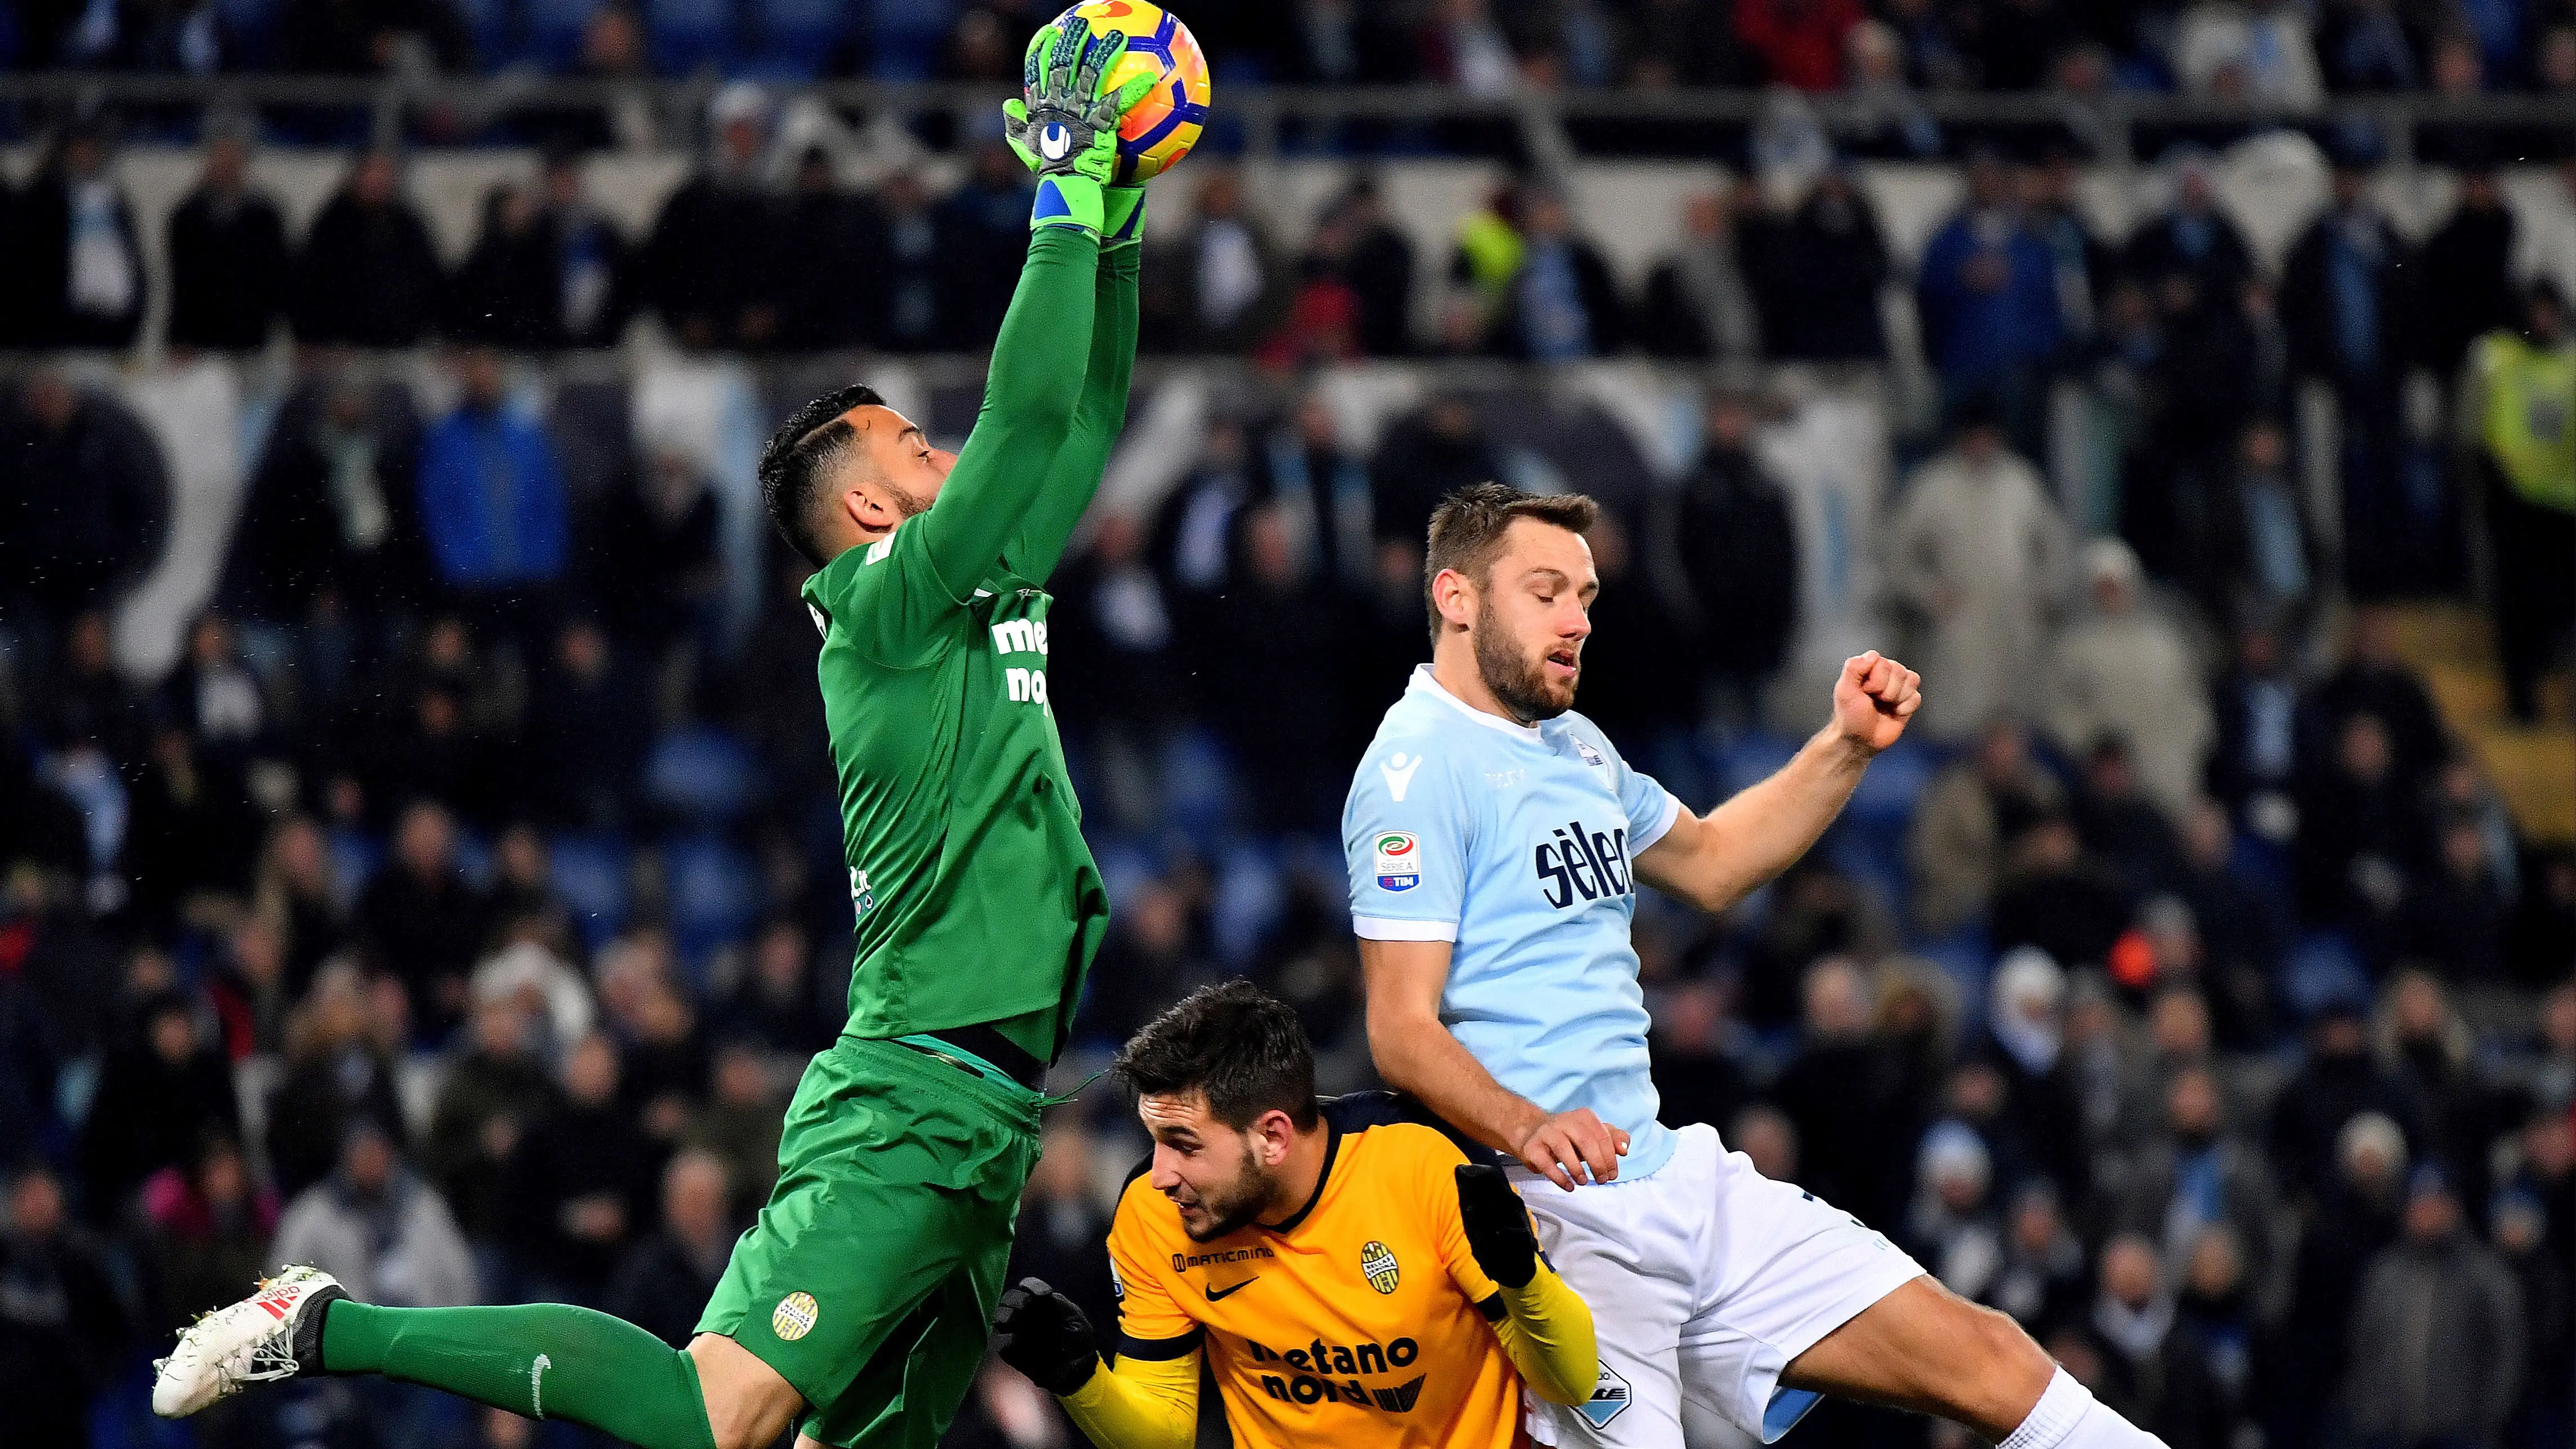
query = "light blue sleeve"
(1595, 726, 1686, 854)
(1343, 737, 1471, 942)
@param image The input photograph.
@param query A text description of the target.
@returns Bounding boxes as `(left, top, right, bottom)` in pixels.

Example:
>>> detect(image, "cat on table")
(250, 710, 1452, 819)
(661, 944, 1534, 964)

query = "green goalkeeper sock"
(321, 1300, 722, 1449)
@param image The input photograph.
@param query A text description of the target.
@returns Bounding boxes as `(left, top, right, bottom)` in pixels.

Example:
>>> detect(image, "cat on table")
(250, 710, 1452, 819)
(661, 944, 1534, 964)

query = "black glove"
(993, 1277, 1102, 1397)
(1456, 1163, 1540, 1289)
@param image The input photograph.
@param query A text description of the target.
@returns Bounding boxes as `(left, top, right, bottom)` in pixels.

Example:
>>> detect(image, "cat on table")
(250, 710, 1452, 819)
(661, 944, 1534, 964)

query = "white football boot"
(152, 1265, 349, 1417)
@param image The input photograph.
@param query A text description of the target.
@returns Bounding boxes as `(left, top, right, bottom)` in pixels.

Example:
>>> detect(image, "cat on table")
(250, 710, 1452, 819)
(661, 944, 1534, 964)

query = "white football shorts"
(1513, 1122, 1927, 1448)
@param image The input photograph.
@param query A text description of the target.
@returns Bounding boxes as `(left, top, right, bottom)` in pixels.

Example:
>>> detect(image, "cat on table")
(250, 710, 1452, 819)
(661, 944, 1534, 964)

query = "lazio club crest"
(1360, 1240, 1401, 1294)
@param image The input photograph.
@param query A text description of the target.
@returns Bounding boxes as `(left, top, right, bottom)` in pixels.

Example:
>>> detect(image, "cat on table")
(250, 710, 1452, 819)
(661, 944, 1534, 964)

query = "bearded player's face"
(837, 402, 957, 532)
(1467, 519, 1597, 723)
(1138, 1091, 1279, 1243)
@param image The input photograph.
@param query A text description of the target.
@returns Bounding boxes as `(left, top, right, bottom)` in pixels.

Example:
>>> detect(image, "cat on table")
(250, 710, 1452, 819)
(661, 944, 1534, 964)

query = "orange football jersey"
(1105, 1097, 1529, 1449)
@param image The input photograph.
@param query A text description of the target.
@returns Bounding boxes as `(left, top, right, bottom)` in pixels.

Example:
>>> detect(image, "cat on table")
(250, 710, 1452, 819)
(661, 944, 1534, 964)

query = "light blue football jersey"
(1343, 665, 1687, 1182)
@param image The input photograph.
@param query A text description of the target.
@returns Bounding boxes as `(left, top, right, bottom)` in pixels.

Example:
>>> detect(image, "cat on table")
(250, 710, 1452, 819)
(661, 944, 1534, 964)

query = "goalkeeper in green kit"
(154, 21, 1153, 1449)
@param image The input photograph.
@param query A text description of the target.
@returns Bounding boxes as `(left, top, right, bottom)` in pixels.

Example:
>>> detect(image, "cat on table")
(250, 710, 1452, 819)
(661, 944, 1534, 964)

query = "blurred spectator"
(138, 1134, 277, 1328)
(644, 84, 782, 351)
(2271, 995, 2429, 1203)
(771, 147, 872, 352)
(1841, 18, 1942, 158)
(604, 1149, 735, 1348)
(2045, 540, 2211, 820)
(2344, 1165, 2524, 1449)
(277, 0, 469, 71)
(2294, 711, 2426, 934)
(1917, 151, 2064, 449)
(524, 618, 649, 831)
(1005, 1124, 1117, 1332)
(1368, 394, 1503, 549)
(2314, 0, 2422, 93)
(264, 962, 413, 1199)
(2170, 1228, 2258, 1439)
(589, 447, 722, 660)
(2394, 815, 2514, 981)
(1418, 0, 1523, 93)
(2021, 152, 2110, 347)
(602, 961, 708, 1141)
(1144, 168, 1286, 354)
(1496, 184, 1625, 361)
(2080, 1234, 2229, 1449)
(1299, 173, 1417, 357)
(866, 169, 946, 353)
(2205, 620, 2301, 834)
(1210, 503, 1357, 830)
(2416, 167, 2520, 377)
(165, 122, 289, 354)
(0, 1164, 131, 1449)
(2103, 1065, 2283, 1306)
(1973, 948, 2094, 1200)
(2456, 281, 2574, 724)
(357, 800, 489, 1034)
(159, 614, 265, 757)
(77, 988, 239, 1222)
(446, 183, 555, 348)
(6, 119, 146, 351)
(1885, 409, 2073, 743)
(1734, 0, 1862, 88)
(2378, 971, 2522, 1199)
(0, 373, 172, 640)
(2490, 1186, 2569, 1449)
(2283, 142, 2421, 594)
(2173, 803, 2287, 1036)
(500, 1033, 654, 1302)
(2178, 0, 2326, 102)
(680, 1043, 784, 1218)
(534, 147, 636, 348)
(424, 994, 558, 1243)
(122, 723, 260, 931)
(273, 1118, 481, 1306)
(2071, 739, 2185, 901)
(1993, 817, 2133, 971)
(933, 141, 1037, 349)
(417, 348, 572, 609)
(2510, 860, 2576, 988)
(2276, 1110, 2409, 1449)
(1647, 980, 1757, 1138)
(1908, 1120, 2004, 1298)
(221, 373, 429, 626)
(554, 5, 662, 151)
(2303, 606, 2448, 792)
(716, 918, 837, 1058)
(1751, 163, 1891, 361)
(210, 913, 296, 1057)
(1647, 385, 1799, 723)
(1987, 1181, 2090, 1335)
(484, 824, 577, 961)
(2124, 156, 2254, 305)
(1773, 958, 1914, 1228)
(1080, 879, 1216, 1050)
(292, 148, 446, 348)
(1909, 718, 2066, 936)
(1639, 186, 1763, 360)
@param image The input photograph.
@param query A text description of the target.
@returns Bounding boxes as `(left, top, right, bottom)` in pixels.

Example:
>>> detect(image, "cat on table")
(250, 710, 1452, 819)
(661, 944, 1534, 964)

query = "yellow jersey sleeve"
(1062, 1349, 1201, 1449)
(1408, 1127, 1599, 1407)
(1107, 1177, 1205, 1359)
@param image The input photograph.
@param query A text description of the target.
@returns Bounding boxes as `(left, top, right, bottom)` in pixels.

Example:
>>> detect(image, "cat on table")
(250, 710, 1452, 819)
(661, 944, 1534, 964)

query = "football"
(1036, 1, 1212, 184)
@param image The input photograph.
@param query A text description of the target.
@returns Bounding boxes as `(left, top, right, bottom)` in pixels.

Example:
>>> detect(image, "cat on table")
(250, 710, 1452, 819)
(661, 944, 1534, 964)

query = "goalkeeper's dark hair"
(1423, 481, 1601, 645)
(758, 383, 884, 568)
(1115, 979, 1319, 1131)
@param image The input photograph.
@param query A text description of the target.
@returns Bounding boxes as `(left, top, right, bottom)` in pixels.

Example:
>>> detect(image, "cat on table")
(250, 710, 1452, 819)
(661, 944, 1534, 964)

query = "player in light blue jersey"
(1345, 484, 2173, 1449)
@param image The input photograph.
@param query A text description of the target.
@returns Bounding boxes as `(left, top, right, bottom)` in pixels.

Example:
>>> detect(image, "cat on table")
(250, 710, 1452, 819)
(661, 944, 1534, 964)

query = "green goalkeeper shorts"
(697, 1033, 1041, 1449)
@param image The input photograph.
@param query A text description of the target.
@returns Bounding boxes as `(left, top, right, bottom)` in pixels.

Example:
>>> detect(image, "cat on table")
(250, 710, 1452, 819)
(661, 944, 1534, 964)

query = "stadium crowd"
(2, 81, 2574, 1449)
(8, 0, 2576, 110)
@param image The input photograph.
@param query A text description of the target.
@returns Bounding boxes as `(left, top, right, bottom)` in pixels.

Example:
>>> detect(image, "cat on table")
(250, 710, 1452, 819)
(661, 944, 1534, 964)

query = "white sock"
(1999, 1369, 2168, 1449)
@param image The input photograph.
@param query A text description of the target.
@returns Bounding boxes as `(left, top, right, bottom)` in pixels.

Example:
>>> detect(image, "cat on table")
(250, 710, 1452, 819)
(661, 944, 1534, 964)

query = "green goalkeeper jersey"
(799, 230, 1138, 1064)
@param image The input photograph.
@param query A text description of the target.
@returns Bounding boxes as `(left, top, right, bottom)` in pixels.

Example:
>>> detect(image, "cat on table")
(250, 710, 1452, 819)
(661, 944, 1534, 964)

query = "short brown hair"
(1423, 482, 1600, 644)
(1115, 979, 1319, 1130)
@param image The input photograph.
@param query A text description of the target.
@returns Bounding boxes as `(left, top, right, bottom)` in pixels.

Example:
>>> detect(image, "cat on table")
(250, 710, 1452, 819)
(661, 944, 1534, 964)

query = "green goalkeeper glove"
(1004, 16, 1155, 237)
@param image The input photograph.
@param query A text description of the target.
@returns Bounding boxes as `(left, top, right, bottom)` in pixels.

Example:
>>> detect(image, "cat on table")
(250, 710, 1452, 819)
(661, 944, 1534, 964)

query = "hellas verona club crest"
(1360, 1241, 1401, 1294)
(1373, 832, 1419, 892)
(772, 1293, 820, 1342)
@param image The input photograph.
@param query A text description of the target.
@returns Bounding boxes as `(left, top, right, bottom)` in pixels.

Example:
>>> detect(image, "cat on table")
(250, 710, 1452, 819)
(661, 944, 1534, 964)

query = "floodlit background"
(0, 6, 2570, 1449)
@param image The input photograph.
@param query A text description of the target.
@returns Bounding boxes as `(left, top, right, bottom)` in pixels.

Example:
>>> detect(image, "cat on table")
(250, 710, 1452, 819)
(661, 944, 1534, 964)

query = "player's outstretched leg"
(1780, 1277, 2169, 1449)
(153, 1266, 792, 1449)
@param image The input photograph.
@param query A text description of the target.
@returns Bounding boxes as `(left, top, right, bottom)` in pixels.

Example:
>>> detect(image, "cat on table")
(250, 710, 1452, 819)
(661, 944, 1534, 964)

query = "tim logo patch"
(1373, 832, 1420, 892)
(1576, 1363, 1631, 1430)
(771, 1293, 820, 1342)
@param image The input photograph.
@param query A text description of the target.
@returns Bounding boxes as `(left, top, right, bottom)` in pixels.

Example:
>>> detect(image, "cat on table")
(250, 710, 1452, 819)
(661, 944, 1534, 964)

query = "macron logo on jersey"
(1380, 752, 1424, 802)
